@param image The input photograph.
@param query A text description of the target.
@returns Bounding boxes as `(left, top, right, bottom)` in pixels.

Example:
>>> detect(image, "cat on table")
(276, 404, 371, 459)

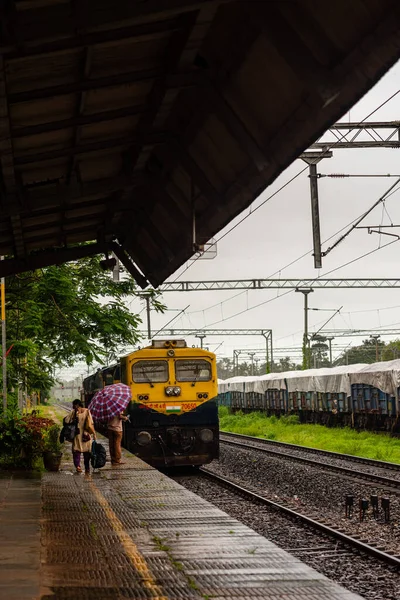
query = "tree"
(381, 339, 400, 361)
(310, 335, 330, 368)
(272, 357, 300, 372)
(2, 255, 166, 401)
(340, 338, 386, 365)
(217, 356, 302, 378)
(216, 358, 235, 379)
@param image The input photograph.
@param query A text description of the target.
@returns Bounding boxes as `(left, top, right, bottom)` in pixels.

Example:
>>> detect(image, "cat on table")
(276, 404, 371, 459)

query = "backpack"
(60, 412, 79, 443)
(91, 440, 107, 469)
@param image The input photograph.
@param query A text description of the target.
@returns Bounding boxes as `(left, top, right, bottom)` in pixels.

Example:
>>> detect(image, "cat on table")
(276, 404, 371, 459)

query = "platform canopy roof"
(1, 0, 400, 287)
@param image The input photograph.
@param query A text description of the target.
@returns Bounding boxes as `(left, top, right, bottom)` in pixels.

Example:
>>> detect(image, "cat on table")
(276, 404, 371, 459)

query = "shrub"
(281, 414, 300, 425)
(0, 411, 55, 469)
(42, 424, 63, 454)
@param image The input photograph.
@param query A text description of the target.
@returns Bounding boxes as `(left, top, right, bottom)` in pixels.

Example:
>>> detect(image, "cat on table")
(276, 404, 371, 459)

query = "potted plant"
(42, 424, 63, 471)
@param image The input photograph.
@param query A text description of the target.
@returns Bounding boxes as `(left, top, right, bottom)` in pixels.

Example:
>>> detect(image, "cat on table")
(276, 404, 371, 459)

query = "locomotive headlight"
(165, 386, 181, 396)
(199, 428, 213, 443)
(137, 431, 152, 446)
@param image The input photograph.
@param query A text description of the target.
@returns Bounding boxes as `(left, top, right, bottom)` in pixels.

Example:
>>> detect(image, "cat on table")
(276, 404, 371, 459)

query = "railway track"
(220, 431, 400, 490)
(199, 466, 400, 569)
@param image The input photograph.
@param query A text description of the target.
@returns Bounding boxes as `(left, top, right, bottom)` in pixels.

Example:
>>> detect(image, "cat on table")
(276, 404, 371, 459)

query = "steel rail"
(220, 431, 400, 472)
(200, 468, 400, 568)
(219, 435, 400, 490)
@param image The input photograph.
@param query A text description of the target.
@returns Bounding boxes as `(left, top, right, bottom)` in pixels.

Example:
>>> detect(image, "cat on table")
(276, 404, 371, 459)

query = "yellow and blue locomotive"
(82, 339, 219, 467)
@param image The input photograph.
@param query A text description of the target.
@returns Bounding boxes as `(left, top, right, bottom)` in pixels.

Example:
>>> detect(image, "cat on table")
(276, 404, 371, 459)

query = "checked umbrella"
(89, 383, 132, 422)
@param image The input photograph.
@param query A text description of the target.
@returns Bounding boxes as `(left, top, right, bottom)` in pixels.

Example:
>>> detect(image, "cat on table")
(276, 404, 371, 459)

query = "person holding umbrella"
(89, 383, 132, 466)
(107, 412, 128, 464)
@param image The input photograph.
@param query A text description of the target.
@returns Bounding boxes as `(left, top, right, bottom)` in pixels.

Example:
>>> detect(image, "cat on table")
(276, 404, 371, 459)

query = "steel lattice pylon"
(159, 278, 400, 291)
(139, 328, 273, 373)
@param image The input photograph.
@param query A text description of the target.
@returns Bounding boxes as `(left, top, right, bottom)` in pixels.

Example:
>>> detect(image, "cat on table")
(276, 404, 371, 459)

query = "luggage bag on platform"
(91, 440, 107, 469)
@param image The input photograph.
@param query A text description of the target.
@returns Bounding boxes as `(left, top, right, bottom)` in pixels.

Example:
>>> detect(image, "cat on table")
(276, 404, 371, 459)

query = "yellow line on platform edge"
(89, 480, 168, 600)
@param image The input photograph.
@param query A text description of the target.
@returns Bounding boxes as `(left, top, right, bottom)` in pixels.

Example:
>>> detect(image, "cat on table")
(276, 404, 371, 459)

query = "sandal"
(76, 466, 82, 473)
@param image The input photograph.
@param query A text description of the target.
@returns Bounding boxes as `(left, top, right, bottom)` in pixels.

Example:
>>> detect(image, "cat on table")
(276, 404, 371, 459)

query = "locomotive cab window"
(132, 360, 168, 383)
(175, 359, 211, 382)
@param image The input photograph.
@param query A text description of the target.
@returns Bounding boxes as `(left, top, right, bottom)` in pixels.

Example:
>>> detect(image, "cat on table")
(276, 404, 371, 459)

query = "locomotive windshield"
(175, 359, 211, 382)
(132, 360, 168, 383)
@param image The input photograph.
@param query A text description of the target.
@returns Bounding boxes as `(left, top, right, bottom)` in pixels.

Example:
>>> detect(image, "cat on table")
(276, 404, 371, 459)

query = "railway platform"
(0, 442, 363, 600)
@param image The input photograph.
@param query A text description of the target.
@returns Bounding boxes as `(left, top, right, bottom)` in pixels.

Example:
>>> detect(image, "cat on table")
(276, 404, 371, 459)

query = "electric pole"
(370, 334, 381, 362)
(326, 336, 334, 367)
(248, 352, 256, 376)
(139, 293, 152, 339)
(145, 296, 151, 339)
(295, 288, 314, 370)
(301, 151, 332, 269)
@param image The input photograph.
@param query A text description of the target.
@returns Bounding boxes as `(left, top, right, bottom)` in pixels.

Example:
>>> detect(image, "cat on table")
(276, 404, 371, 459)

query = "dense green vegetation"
(219, 407, 400, 463)
(1, 254, 165, 404)
(0, 408, 56, 469)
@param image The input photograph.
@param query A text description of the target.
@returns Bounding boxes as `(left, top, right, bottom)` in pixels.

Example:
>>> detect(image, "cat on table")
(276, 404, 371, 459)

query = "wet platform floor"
(0, 444, 362, 599)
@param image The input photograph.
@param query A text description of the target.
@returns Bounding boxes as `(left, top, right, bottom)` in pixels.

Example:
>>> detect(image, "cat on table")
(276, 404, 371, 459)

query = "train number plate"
(182, 402, 197, 412)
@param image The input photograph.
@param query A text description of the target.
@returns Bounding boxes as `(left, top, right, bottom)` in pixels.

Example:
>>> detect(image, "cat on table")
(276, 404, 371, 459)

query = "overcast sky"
(59, 60, 400, 380)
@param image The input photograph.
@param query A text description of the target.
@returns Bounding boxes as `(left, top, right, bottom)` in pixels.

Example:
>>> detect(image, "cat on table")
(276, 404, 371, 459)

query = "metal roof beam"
(2, 17, 183, 59)
(205, 86, 270, 171)
(11, 104, 148, 139)
(0, 56, 16, 195)
(127, 11, 201, 173)
(7, 69, 202, 104)
(3, 1, 236, 52)
(13, 131, 168, 166)
(0, 241, 108, 278)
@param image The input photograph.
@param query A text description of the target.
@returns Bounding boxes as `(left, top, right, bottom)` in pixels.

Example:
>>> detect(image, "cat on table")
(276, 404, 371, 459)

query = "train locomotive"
(218, 360, 400, 433)
(82, 339, 219, 467)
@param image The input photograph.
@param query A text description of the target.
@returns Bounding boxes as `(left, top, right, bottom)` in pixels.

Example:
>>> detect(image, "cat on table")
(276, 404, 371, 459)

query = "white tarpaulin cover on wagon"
(218, 364, 368, 396)
(348, 359, 400, 397)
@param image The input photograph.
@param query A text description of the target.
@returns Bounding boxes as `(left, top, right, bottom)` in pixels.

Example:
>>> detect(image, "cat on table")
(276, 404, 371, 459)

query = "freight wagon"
(218, 360, 400, 432)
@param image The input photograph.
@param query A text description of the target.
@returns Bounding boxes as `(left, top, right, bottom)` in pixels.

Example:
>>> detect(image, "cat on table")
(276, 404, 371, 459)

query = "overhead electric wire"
(203, 236, 400, 328)
(172, 87, 400, 282)
(151, 305, 190, 338)
(178, 124, 400, 320)
(320, 173, 400, 178)
(322, 177, 400, 257)
(311, 307, 343, 338)
(343, 303, 400, 315)
(167, 87, 400, 336)
(185, 203, 375, 320)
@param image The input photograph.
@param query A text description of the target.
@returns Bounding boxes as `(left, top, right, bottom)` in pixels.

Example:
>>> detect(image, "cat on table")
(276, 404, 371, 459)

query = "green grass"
(218, 407, 400, 464)
(89, 522, 98, 540)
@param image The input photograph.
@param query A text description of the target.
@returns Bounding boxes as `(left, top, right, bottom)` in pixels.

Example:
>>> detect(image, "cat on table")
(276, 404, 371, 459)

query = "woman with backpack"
(64, 399, 96, 473)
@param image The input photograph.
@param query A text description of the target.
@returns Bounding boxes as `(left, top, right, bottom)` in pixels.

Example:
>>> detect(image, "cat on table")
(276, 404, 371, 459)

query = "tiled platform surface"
(0, 472, 41, 599)
(1, 445, 362, 600)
